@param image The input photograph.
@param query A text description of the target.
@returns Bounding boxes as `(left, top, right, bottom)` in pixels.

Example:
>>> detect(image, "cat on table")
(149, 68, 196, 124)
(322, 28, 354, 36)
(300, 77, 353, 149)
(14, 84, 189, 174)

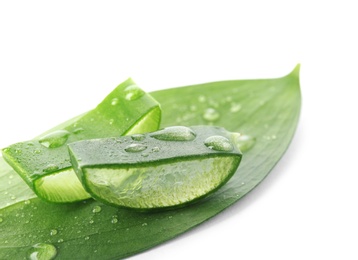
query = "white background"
(1, 1, 357, 259)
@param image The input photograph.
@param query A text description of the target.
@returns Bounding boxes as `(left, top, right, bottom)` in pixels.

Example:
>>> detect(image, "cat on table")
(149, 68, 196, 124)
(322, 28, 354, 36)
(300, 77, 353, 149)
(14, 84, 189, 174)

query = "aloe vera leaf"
(0, 66, 301, 259)
(1, 79, 161, 203)
(68, 126, 242, 210)
(0, 157, 36, 208)
(0, 114, 85, 208)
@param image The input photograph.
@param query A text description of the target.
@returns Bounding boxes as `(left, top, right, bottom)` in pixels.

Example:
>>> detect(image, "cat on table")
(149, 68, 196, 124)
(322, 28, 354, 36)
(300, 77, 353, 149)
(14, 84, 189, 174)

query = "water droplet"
(233, 134, 256, 152)
(28, 243, 57, 260)
(0, 217, 3, 223)
(25, 200, 31, 205)
(226, 96, 233, 102)
(203, 108, 220, 122)
(34, 149, 42, 154)
(141, 153, 149, 157)
(50, 229, 58, 236)
(39, 130, 70, 148)
(111, 98, 119, 105)
(89, 219, 94, 224)
(198, 95, 206, 103)
(15, 148, 22, 154)
(124, 143, 147, 153)
(230, 102, 242, 113)
(73, 128, 84, 134)
(142, 223, 147, 226)
(190, 105, 197, 111)
(209, 100, 219, 108)
(204, 136, 233, 151)
(152, 146, 160, 152)
(109, 119, 114, 125)
(124, 85, 144, 101)
(92, 205, 102, 213)
(131, 134, 145, 141)
(57, 239, 64, 243)
(111, 218, 118, 224)
(84, 236, 90, 240)
(10, 195, 16, 200)
(43, 164, 59, 173)
(150, 126, 196, 141)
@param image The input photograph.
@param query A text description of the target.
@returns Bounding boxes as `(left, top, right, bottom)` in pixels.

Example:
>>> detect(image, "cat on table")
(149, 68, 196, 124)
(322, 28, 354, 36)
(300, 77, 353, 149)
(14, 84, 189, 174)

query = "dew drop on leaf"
(39, 130, 70, 148)
(124, 143, 147, 153)
(92, 205, 102, 213)
(50, 229, 58, 236)
(230, 102, 242, 113)
(152, 146, 160, 152)
(131, 134, 145, 141)
(111, 98, 119, 105)
(204, 136, 233, 151)
(124, 85, 145, 101)
(203, 108, 220, 122)
(198, 95, 206, 103)
(150, 126, 196, 141)
(190, 105, 197, 111)
(27, 243, 57, 260)
(73, 128, 84, 134)
(233, 134, 256, 152)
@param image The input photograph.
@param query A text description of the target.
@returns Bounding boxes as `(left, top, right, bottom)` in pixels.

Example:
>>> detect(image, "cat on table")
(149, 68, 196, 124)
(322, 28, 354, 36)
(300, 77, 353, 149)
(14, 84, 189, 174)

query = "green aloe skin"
(0, 66, 301, 259)
(1, 79, 161, 203)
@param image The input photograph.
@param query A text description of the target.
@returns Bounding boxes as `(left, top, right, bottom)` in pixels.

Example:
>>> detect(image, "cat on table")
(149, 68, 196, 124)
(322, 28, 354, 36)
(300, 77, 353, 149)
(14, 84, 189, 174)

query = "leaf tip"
(289, 64, 300, 78)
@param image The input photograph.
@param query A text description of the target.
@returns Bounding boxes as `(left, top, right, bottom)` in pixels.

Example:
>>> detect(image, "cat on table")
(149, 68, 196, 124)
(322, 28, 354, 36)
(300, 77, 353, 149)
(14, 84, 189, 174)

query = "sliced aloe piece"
(1, 79, 161, 203)
(68, 126, 242, 210)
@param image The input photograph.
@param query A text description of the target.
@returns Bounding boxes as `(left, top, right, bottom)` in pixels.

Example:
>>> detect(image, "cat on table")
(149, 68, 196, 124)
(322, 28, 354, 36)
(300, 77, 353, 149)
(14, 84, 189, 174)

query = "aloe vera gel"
(68, 126, 242, 210)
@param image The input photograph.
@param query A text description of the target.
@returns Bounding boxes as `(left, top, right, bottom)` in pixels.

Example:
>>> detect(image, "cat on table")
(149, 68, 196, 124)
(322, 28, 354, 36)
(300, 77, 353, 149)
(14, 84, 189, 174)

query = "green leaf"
(0, 66, 301, 259)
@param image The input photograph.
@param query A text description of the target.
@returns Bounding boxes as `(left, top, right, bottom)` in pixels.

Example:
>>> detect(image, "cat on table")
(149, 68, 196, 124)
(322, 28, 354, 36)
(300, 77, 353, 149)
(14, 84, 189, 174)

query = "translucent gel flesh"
(35, 169, 90, 202)
(84, 156, 236, 209)
(126, 107, 161, 135)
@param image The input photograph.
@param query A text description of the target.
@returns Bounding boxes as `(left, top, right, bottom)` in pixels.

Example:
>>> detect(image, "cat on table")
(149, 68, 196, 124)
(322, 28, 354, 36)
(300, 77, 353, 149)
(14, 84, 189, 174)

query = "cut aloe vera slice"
(2, 79, 161, 203)
(68, 126, 242, 210)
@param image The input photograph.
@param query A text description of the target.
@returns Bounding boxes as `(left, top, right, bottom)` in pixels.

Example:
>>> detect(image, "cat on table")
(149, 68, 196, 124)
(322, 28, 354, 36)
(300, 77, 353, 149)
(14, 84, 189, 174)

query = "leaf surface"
(0, 66, 301, 259)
